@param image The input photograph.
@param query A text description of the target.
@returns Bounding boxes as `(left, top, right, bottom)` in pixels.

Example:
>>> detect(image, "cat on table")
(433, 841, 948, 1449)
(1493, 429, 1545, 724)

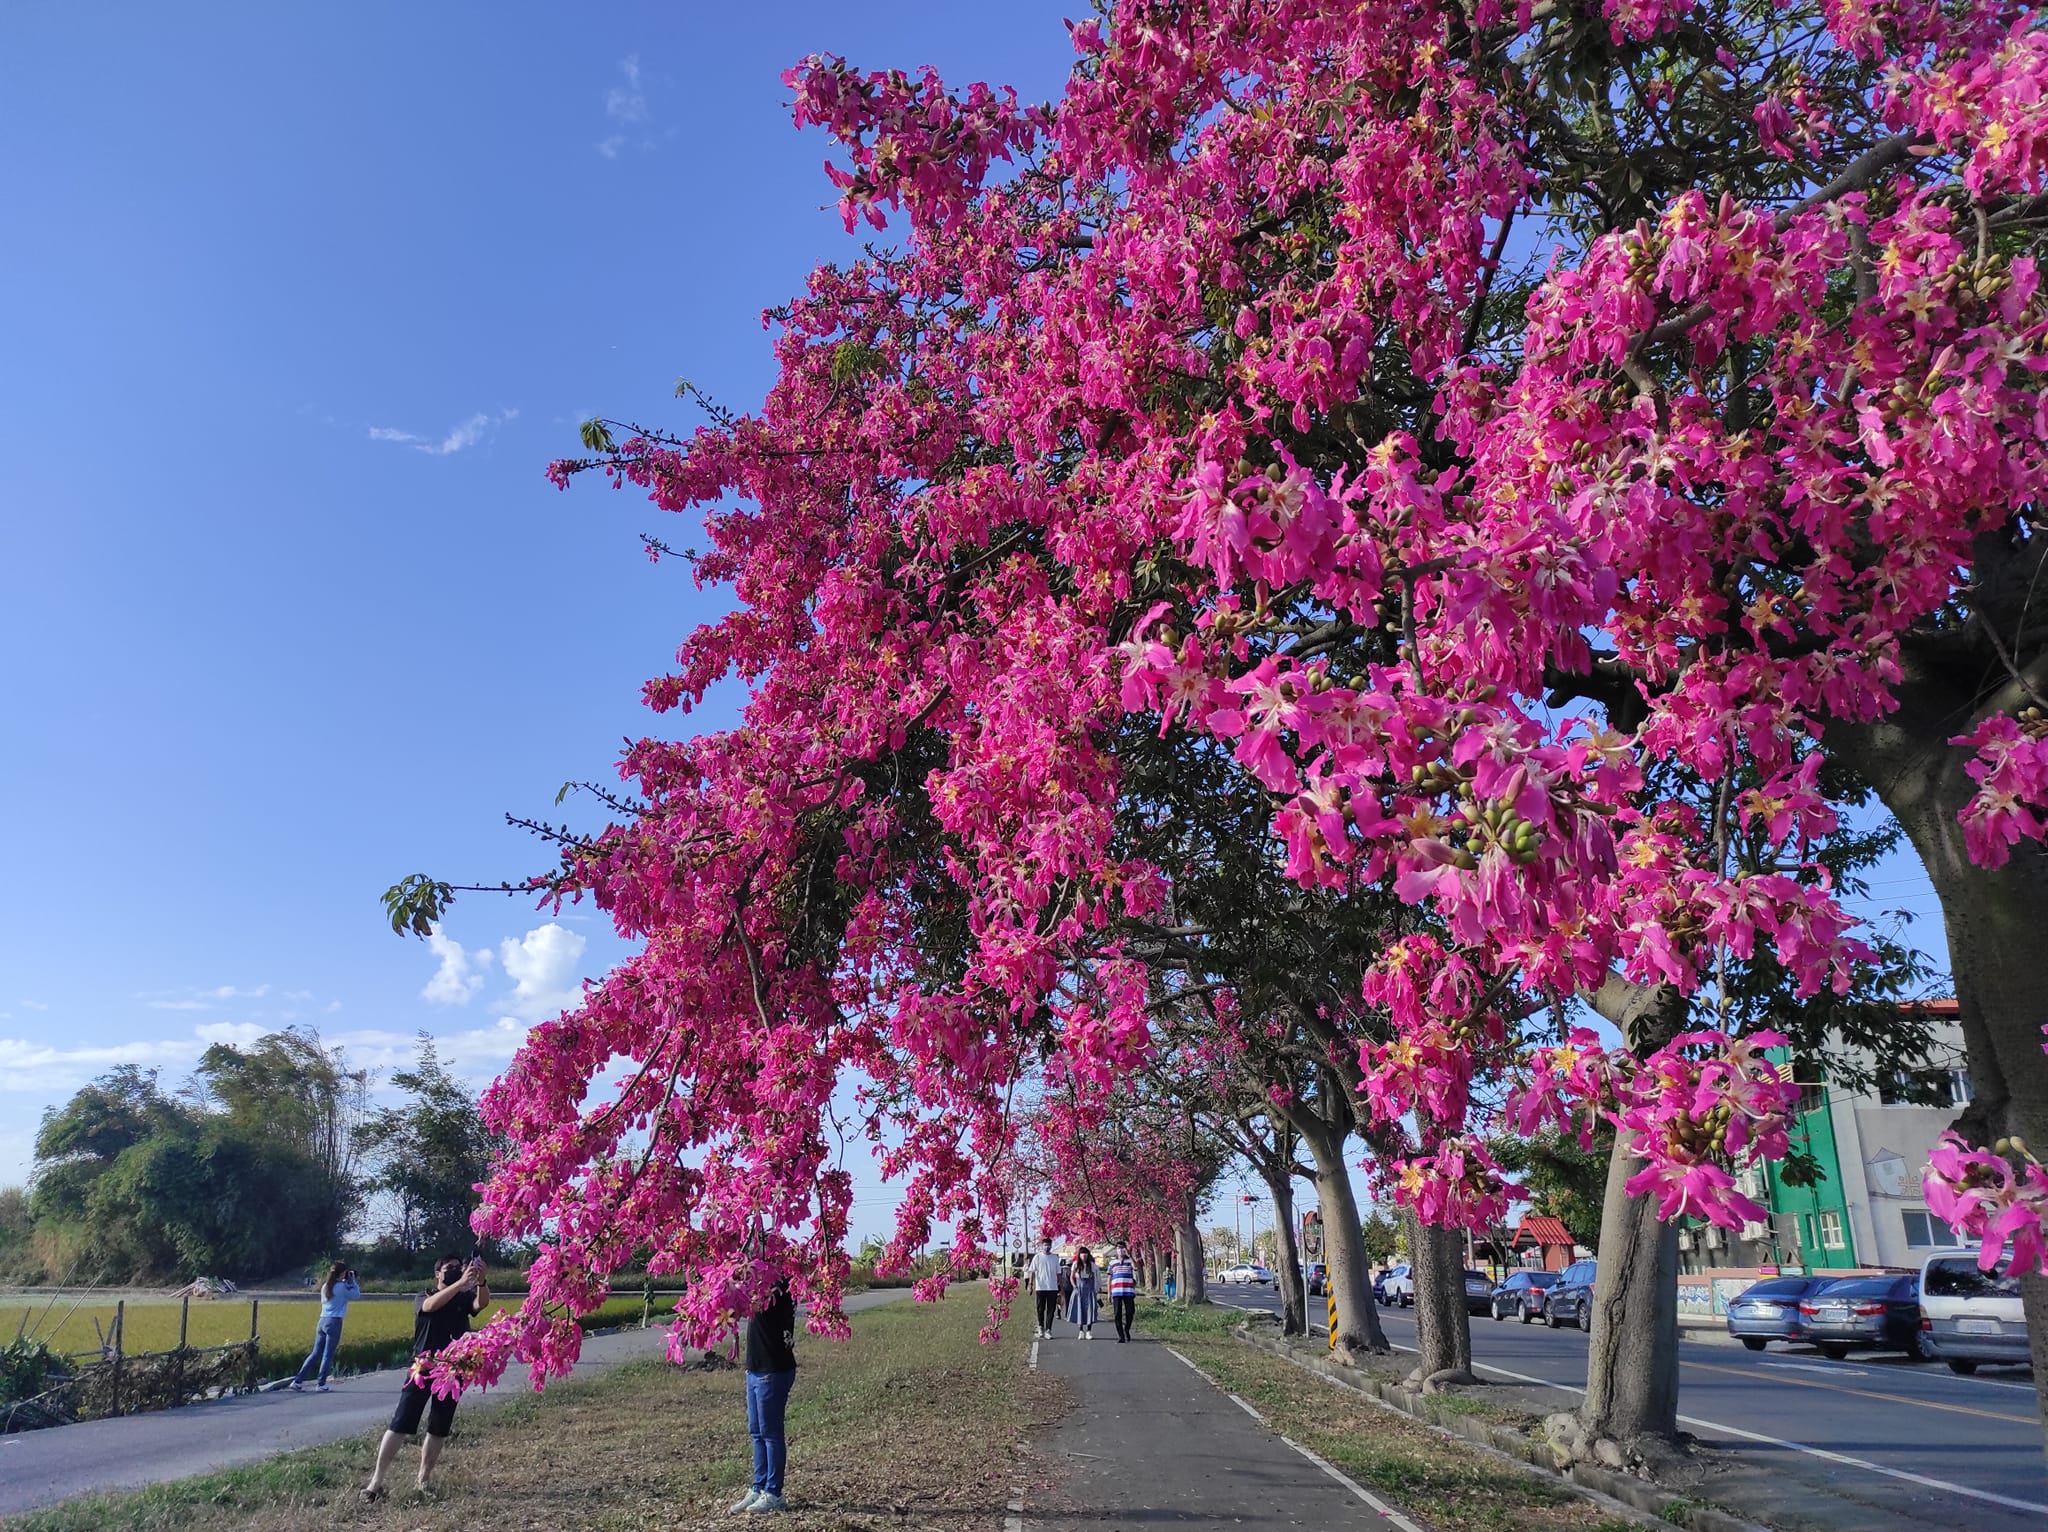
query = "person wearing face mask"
(361, 1254, 489, 1501)
(1105, 1245, 1139, 1343)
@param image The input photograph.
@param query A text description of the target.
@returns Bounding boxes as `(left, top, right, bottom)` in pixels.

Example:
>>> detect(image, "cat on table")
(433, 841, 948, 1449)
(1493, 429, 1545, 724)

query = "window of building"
(1901, 1210, 1958, 1247)
(1948, 1068, 1974, 1105)
(1817, 1210, 1846, 1250)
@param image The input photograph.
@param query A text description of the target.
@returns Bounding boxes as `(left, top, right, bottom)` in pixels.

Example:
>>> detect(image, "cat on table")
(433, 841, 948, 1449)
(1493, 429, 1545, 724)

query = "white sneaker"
(316, 1382, 331, 1393)
(287, 1381, 303, 1392)
(746, 1492, 785, 1514)
(730, 1490, 762, 1513)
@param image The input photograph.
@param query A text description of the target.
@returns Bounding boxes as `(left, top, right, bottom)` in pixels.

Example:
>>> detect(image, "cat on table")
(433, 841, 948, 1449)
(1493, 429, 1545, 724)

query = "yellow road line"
(1685, 1358, 2035, 1426)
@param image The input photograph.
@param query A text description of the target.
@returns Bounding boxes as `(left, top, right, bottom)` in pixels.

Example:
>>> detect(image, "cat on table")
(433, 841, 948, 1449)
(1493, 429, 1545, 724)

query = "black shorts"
(390, 1378, 458, 1438)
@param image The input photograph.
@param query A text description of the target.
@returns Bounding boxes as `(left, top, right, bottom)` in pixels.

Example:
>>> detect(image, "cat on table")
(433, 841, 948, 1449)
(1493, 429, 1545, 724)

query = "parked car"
(1724, 1275, 1835, 1351)
(1918, 1248, 2027, 1374)
(1463, 1269, 1497, 1315)
(1798, 1273, 1924, 1360)
(1379, 1263, 1415, 1306)
(1544, 1259, 1599, 1330)
(1217, 1263, 1275, 1286)
(1305, 1262, 1329, 1297)
(1489, 1270, 1560, 1323)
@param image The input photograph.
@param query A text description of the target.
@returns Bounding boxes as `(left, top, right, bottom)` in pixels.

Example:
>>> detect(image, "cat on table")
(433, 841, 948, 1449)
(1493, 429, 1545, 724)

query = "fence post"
(247, 1299, 260, 1393)
(110, 1301, 124, 1418)
(171, 1295, 190, 1407)
(641, 1271, 653, 1329)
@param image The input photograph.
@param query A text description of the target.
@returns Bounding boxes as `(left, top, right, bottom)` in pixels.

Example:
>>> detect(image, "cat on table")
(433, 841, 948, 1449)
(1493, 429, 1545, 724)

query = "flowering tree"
(388, 0, 2048, 1448)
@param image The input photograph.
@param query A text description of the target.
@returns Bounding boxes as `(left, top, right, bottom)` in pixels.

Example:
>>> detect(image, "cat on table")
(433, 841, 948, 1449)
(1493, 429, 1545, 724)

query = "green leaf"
(380, 874, 456, 940)
(579, 418, 616, 454)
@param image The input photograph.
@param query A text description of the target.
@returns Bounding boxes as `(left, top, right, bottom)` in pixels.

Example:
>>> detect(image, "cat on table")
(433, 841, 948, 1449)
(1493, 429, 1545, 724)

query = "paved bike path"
(0, 1289, 908, 1517)
(1025, 1319, 1425, 1531)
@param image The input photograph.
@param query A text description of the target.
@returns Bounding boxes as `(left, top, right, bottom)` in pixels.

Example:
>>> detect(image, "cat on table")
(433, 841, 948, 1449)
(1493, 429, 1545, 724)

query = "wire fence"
(3, 1297, 260, 1432)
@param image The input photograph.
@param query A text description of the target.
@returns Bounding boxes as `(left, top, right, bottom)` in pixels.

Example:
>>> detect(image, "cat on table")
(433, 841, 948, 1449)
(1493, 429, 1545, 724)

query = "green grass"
(1, 1293, 666, 1384)
(4, 1294, 1052, 1532)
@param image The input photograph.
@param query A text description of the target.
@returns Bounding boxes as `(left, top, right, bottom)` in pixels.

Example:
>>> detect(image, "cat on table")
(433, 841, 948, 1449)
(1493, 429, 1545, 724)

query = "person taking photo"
(290, 1261, 360, 1392)
(732, 1278, 798, 1515)
(362, 1255, 489, 1501)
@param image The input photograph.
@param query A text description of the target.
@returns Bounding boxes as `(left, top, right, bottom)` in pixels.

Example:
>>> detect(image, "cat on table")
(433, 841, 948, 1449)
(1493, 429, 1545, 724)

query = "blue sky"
(0, 4, 1951, 1245)
(0, 2, 1081, 1230)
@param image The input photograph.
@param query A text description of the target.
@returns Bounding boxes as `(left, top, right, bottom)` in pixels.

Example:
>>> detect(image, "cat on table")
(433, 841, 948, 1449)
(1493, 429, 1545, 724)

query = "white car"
(1218, 1263, 1275, 1285)
(1379, 1263, 1415, 1306)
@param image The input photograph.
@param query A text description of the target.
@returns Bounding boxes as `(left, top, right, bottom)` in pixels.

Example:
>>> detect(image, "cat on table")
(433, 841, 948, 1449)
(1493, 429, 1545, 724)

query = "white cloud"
(421, 929, 493, 1006)
(596, 134, 626, 159)
(0, 1028, 217, 1093)
(324, 999, 343, 1014)
(19, 1000, 47, 1012)
(147, 999, 211, 1011)
(194, 1021, 267, 1047)
(204, 984, 270, 1001)
(499, 923, 588, 1022)
(606, 55, 647, 123)
(367, 409, 517, 457)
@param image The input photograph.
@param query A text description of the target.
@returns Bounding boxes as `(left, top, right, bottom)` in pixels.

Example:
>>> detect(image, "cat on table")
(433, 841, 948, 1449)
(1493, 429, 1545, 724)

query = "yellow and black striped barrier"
(1327, 1290, 1338, 1350)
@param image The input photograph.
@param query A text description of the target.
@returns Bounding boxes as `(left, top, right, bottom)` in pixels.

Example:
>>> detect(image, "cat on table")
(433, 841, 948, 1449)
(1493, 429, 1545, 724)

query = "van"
(1917, 1248, 2027, 1374)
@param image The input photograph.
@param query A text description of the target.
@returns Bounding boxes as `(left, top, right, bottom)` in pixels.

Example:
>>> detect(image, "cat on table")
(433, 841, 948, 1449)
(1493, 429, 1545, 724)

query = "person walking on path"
(1068, 1246, 1099, 1339)
(290, 1262, 361, 1392)
(732, 1279, 798, 1515)
(1027, 1236, 1063, 1339)
(1106, 1245, 1138, 1343)
(361, 1255, 489, 1501)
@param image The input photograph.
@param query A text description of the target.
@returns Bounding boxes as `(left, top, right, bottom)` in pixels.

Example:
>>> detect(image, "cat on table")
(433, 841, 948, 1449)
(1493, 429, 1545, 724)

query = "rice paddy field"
(2, 1291, 674, 1383)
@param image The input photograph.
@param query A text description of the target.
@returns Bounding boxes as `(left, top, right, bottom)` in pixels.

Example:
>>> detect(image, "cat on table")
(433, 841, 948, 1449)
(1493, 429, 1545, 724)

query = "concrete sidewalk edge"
(1235, 1329, 1767, 1532)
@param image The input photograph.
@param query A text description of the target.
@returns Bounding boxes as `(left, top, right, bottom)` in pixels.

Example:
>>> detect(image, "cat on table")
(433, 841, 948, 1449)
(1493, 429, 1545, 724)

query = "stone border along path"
(1020, 1311, 1434, 1532)
(0, 1289, 911, 1517)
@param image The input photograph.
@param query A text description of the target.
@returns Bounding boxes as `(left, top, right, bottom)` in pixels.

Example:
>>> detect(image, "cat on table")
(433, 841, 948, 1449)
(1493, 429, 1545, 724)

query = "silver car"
(1724, 1275, 1832, 1351)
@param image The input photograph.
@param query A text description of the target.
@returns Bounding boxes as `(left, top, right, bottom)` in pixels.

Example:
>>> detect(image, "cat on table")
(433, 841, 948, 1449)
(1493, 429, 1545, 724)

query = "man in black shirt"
(732, 1280, 797, 1514)
(362, 1254, 489, 1500)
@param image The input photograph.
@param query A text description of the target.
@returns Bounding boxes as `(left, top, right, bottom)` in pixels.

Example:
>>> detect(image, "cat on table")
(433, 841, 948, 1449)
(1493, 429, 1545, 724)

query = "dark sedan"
(1544, 1259, 1599, 1330)
(1799, 1274, 1924, 1360)
(1724, 1275, 1833, 1351)
(1463, 1269, 1497, 1315)
(1489, 1270, 1560, 1322)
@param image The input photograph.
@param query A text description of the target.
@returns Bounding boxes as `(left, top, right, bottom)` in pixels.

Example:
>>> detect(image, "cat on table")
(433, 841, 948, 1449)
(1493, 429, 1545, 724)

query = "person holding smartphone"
(362, 1255, 488, 1501)
(731, 1278, 797, 1515)
(290, 1261, 361, 1392)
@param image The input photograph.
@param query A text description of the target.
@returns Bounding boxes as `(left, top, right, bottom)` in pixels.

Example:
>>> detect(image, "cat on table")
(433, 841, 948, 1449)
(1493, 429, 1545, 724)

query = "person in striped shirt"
(1106, 1245, 1139, 1343)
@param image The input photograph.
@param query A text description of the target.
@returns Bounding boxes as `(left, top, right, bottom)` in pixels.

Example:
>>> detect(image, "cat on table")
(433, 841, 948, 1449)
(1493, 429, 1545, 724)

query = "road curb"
(1235, 1329, 1773, 1532)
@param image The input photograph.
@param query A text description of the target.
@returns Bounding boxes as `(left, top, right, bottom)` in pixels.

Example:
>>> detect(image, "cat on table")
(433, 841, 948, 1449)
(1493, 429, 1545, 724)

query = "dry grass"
(1153, 1306, 1642, 1532)
(6, 1294, 1061, 1532)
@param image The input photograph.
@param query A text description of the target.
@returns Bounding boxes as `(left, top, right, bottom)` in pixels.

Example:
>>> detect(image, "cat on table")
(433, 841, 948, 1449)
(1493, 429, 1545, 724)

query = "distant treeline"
(0, 1030, 499, 1286)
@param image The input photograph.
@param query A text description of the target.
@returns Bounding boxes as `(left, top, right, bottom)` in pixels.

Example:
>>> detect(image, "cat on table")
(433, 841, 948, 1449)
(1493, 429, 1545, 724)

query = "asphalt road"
(1214, 1281, 2046, 1532)
(0, 1288, 909, 1517)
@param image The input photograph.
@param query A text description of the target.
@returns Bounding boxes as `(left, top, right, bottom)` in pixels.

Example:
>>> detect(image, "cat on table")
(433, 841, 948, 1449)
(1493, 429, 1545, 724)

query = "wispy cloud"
(19, 1000, 47, 1013)
(146, 999, 211, 1012)
(367, 409, 518, 457)
(597, 55, 660, 157)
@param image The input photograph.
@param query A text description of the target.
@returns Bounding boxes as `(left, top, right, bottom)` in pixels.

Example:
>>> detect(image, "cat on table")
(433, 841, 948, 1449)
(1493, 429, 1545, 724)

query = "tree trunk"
(1262, 1165, 1306, 1335)
(1832, 689, 2048, 1447)
(1578, 1131, 1681, 1447)
(1299, 1129, 1390, 1358)
(1573, 975, 1686, 1447)
(1175, 1191, 1206, 1307)
(1410, 1217, 1474, 1388)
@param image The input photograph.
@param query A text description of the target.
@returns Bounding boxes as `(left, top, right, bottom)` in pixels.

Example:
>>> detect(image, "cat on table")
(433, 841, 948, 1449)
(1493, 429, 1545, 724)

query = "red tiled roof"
(1512, 1214, 1576, 1249)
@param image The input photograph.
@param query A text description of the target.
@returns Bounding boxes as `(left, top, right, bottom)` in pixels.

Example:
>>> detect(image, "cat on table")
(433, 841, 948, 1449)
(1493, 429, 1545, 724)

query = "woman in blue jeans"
(290, 1262, 360, 1392)
(732, 1281, 797, 1515)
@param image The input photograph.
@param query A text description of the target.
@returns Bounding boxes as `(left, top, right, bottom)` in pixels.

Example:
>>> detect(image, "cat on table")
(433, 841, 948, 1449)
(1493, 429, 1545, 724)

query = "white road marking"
(1003, 1485, 1026, 1532)
(1672, 1412, 2048, 1518)
(1439, 1353, 2048, 1517)
(1280, 1434, 1431, 1532)
(1027, 1340, 1039, 1373)
(1761, 1360, 1872, 1378)
(1169, 1346, 1428, 1530)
